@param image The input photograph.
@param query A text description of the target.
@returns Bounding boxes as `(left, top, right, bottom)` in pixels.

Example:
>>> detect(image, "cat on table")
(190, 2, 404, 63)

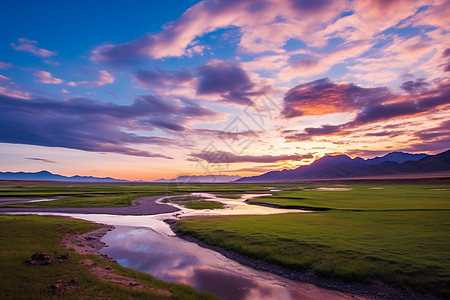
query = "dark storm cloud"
(0, 94, 218, 158)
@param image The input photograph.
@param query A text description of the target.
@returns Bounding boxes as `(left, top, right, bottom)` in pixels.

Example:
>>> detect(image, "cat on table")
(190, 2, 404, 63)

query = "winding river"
(4, 193, 365, 300)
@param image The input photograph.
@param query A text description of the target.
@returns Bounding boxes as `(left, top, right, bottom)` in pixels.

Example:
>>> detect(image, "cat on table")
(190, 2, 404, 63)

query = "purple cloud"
(400, 78, 430, 93)
(193, 128, 259, 139)
(10, 38, 57, 57)
(135, 69, 194, 89)
(26, 157, 57, 163)
(189, 151, 313, 163)
(196, 60, 257, 105)
(284, 78, 450, 141)
(0, 93, 219, 158)
(282, 78, 390, 118)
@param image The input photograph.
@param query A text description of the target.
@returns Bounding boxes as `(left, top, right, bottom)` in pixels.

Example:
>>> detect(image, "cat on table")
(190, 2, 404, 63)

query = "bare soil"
(62, 224, 172, 296)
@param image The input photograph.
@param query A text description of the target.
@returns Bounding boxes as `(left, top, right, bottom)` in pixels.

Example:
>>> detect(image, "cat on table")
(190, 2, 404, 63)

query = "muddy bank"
(61, 222, 172, 296)
(168, 220, 441, 300)
(0, 196, 179, 215)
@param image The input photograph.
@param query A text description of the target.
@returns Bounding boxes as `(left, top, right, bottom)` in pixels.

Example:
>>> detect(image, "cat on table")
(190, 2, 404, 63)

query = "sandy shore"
(168, 220, 441, 300)
(0, 196, 180, 215)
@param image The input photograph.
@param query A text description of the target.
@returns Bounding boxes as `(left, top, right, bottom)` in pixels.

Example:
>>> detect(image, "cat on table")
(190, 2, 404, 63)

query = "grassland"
(162, 195, 225, 210)
(184, 201, 224, 210)
(2, 182, 449, 297)
(176, 184, 450, 298)
(0, 183, 281, 208)
(248, 185, 450, 211)
(0, 214, 217, 299)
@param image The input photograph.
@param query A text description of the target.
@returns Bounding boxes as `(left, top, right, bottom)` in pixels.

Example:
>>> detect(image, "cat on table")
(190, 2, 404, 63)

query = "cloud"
(0, 93, 219, 158)
(134, 69, 194, 89)
(406, 119, 450, 153)
(34, 71, 63, 84)
(11, 38, 57, 57)
(0, 62, 13, 70)
(282, 78, 390, 118)
(189, 150, 313, 163)
(70, 70, 114, 87)
(400, 78, 430, 93)
(193, 128, 259, 140)
(26, 157, 57, 163)
(196, 60, 257, 105)
(0, 87, 31, 99)
(90, 0, 348, 63)
(284, 78, 450, 141)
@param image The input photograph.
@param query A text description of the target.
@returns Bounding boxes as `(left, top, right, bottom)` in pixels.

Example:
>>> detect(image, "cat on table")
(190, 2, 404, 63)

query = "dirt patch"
(61, 224, 171, 296)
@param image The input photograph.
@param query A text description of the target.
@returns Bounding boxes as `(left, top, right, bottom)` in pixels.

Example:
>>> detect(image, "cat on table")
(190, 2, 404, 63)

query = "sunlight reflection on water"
(3, 193, 362, 300)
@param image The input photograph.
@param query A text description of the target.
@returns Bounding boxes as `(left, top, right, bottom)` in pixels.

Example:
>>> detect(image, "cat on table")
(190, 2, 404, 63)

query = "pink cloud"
(11, 38, 57, 57)
(34, 71, 63, 84)
(0, 87, 31, 99)
(75, 70, 115, 87)
(0, 75, 10, 81)
(0, 62, 13, 70)
(91, 0, 348, 63)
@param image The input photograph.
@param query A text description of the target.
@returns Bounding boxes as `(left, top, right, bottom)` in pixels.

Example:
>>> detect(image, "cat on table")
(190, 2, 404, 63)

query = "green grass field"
(0, 214, 217, 300)
(2, 182, 449, 297)
(0, 183, 282, 208)
(184, 200, 225, 209)
(176, 184, 450, 298)
(248, 185, 450, 210)
(162, 195, 225, 210)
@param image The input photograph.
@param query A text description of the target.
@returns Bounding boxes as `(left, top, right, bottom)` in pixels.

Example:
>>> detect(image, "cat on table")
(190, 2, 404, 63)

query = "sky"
(0, 0, 449, 181)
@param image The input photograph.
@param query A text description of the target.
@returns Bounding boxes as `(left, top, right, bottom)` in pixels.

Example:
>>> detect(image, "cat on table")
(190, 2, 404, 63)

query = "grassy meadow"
(1, 182, 449, 298)
(176, 184, 450, 298)
(248, 185, 450, 210)
(0, 214, 218, 300)
(0, 183, 280, 208)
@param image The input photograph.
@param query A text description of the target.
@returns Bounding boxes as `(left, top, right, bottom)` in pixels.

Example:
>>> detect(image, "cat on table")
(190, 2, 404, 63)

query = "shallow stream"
(4, 193, 364, 300)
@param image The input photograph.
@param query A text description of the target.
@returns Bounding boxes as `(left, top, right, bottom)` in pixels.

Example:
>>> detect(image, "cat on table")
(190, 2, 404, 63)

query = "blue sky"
(1, 0, 449, 180)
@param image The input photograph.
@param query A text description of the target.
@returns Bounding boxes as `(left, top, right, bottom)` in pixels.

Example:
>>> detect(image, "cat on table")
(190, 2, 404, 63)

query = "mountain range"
(153, 174, 241, 183)
(1, 150, 449, 183)
(0, 170, 129, 183)
(0, 171, 241, 183)
(237, 150, 450, 182)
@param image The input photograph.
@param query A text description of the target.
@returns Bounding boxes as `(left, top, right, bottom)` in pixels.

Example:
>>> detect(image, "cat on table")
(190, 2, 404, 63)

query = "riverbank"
(0, 214, 217, 299)
(169, 218, 442, 300)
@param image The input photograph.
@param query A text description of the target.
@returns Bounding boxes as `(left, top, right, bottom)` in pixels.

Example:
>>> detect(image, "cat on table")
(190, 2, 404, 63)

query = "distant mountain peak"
(236, 150, 450, 182)
(0, 170, 128, 182)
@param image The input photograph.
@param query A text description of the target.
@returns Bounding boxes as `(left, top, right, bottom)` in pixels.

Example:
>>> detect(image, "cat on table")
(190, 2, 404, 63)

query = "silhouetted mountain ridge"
(153, 174, 241, 183)
(0, 170, 129, 182)
(237, 150, 450, 182)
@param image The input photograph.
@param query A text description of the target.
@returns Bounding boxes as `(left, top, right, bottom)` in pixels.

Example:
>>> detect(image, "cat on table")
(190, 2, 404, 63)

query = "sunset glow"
(1, 0, 449, 180)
